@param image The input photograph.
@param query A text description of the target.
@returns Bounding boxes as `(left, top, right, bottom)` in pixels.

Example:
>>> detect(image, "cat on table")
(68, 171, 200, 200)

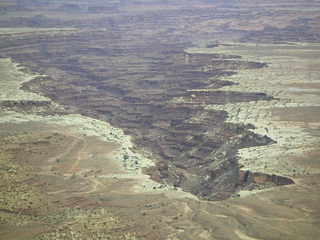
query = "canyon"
(0, 0, 319, 239)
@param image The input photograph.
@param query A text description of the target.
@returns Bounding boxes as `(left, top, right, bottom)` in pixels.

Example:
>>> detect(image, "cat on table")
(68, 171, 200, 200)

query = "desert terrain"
(0, 0, 319, 239)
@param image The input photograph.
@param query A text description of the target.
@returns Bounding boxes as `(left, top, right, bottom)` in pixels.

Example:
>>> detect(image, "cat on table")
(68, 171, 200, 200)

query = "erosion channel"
(0, 0, 295, 201)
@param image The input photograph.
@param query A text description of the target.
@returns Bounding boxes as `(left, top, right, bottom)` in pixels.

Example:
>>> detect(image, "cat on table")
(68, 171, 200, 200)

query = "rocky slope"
(0, 0, 320, 239)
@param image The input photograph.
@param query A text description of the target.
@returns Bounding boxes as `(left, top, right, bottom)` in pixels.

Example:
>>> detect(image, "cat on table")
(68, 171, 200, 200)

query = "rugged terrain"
(0, 0, 319, 239)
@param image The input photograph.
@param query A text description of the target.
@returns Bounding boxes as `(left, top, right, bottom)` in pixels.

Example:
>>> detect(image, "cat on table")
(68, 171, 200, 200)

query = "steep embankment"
(2, 31, 283, 200)
(188, 42, 320, 193)
(1, 0, 320, 239)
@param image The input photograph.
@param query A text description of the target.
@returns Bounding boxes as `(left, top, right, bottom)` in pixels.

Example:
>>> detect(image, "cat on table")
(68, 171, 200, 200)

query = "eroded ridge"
(0, 24, 294, 200)
(200, 43, 320, 193)
(9, 41, 281, 200)
(1, 0, 320, 239)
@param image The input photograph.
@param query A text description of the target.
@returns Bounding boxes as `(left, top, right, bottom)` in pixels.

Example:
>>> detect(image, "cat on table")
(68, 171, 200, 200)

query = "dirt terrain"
(0, 0, 320, 239)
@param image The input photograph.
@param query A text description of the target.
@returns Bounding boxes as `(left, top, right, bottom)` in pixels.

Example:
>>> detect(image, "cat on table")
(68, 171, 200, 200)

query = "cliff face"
(11, 43, 276, 200)
(1, 1, 320, 239)
(0, 0, 295, 200)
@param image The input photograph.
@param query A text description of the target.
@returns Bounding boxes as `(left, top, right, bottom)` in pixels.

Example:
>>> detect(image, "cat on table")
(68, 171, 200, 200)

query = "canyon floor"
(0, 1, 320, 239)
